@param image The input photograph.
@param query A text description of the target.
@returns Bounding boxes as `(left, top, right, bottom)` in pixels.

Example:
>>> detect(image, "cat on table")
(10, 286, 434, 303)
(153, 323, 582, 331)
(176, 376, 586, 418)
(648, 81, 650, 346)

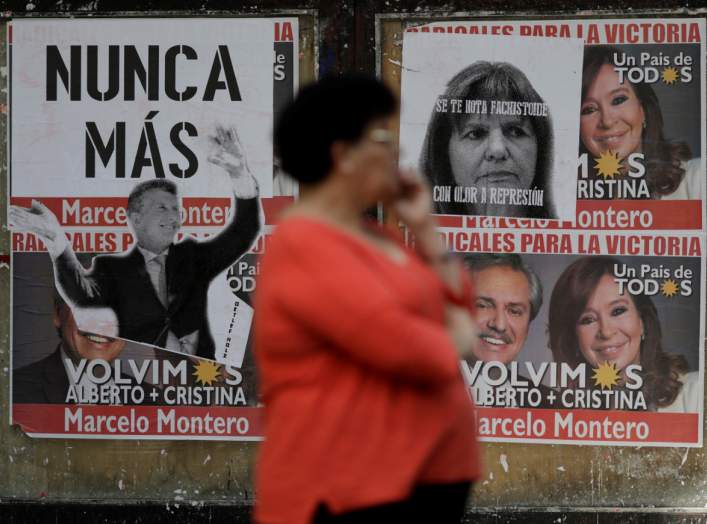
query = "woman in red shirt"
(254, 75, 480, 524)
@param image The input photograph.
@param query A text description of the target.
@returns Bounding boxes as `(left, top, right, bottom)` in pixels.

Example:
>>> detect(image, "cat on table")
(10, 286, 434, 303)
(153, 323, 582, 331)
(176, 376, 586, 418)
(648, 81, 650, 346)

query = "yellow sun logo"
(592, 361, 620, 390)
(661, 279, 679, 298)
(193, 360, 221, 386)
(594, 151, 621, 179)
(661, 67, 679, 85)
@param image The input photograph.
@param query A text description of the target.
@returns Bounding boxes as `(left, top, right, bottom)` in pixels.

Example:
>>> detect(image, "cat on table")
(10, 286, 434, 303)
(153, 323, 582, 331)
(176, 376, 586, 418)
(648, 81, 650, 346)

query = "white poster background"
(209, 281, 253, 367)
(11, 18, 274, 198)
(399, 33, 583, 221)
(10, 18, 276, 366)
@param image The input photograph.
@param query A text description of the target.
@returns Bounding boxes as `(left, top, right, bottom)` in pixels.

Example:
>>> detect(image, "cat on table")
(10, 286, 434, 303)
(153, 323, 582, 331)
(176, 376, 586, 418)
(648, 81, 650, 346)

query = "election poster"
(407, 18, 706, 230)
(8, 18, 299, 439)
(447, 228, 704, 447)
(398, 16, 705, 447)
(399, 32, 584, 221)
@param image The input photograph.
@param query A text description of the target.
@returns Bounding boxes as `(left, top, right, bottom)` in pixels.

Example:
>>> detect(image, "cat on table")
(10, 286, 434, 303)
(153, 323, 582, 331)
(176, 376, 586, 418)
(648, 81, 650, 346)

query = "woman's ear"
(330, 140, 354, 175)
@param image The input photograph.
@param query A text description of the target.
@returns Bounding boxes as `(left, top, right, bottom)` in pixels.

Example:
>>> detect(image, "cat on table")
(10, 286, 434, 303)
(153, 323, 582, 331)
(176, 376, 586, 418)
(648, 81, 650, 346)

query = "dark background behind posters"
(12, 252, 57, 369)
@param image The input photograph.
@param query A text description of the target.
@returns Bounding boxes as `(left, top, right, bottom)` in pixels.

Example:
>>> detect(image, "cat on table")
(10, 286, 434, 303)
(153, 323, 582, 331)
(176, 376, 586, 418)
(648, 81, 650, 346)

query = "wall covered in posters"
(400, 17, 705, 447)
(8, 18, 299, 439)
(6, 15, 705, 448)
(0, 4, 706, 518)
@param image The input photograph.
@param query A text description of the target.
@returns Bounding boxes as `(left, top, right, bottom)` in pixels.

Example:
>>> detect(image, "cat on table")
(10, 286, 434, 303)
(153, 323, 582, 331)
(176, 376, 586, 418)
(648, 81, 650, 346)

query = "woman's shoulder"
(274, 216, 406, 252)
(261, 216, 331, 265)
(657, 370, 701, 413)
(256, 218, 342, 304)
(662, 157, 702, 200)
(271, 216, 357, 250)
(678, 371, 701, 412)
(262, 216, 377, 274)
(679, 370, 700, 388)
(272, 215, 326, 236)
(268, 215, 346, 248)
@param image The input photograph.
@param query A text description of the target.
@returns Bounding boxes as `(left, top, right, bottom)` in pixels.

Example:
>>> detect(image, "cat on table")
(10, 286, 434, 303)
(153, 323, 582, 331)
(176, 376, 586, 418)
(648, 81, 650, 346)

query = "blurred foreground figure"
(254, 75, 481, 524)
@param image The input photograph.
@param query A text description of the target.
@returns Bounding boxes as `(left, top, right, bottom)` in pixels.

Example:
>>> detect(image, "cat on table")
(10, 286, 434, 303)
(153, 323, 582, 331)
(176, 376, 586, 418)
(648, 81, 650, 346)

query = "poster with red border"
(400, 17, 705, 446)
(444, 228, 705, 447)
(8, 18, 299, 440)
(406, 17, 706, 231)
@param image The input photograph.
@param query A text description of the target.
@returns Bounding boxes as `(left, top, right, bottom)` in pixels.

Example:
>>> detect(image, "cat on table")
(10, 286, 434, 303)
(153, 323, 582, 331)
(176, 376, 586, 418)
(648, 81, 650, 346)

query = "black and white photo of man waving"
(10, 126, 261, 361)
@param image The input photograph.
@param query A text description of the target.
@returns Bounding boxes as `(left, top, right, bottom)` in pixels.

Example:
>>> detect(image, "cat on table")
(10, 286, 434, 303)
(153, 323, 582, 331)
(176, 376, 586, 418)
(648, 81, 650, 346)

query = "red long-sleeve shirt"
(253, 217, 480, 524)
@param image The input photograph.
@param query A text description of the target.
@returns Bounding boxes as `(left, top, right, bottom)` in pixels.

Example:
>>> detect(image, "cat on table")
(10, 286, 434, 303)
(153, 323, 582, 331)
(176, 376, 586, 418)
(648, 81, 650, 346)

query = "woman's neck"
(286, 179, 371, 233)
(284, 178, 407, 264)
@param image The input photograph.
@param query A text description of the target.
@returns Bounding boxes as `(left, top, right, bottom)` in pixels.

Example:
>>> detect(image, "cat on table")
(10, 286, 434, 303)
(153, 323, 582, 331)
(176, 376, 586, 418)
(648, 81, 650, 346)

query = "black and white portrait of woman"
(400, 32, 583, 221)
(420, 61, 554, 218)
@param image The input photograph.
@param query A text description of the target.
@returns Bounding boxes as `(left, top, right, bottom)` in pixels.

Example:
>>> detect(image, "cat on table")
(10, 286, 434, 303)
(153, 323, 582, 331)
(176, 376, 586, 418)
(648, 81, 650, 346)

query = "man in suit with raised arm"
(10, 126, 260, 360)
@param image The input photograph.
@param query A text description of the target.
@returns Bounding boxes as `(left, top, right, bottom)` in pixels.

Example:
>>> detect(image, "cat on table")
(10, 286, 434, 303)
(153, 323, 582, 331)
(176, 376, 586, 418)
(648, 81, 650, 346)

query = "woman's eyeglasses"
(368, 129, 396, 147)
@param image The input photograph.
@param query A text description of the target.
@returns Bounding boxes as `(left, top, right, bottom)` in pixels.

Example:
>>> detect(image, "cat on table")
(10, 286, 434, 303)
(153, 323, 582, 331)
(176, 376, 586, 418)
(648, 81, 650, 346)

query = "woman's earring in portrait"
(641, 331, 645, 341)
(642, 120, 647, 129)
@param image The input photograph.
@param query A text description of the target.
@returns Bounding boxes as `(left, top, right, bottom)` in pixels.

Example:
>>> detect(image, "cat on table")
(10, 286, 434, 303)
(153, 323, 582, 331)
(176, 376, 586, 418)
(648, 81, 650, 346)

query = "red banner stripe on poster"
(462, 200, 702, 230)
(13, 405, 264, 438)
(435, 215, 464, 227)
(10, 196, 294, 228)
(575, 201, 702, 230)
(13, 198, 699, 231)
(476, 407, 699, 444)
(14, 405, 698, 443)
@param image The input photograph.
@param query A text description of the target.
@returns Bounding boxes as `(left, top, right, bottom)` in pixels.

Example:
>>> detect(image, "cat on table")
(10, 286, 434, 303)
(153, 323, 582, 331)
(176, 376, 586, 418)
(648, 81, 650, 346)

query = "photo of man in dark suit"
(13, 297, 128, 404)
(10, 126, 261, 360)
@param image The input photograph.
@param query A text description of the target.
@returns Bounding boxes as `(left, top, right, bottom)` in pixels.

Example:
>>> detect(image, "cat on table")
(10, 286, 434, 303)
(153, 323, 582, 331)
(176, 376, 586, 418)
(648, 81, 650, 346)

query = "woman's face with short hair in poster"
(448, 113, 538, 215)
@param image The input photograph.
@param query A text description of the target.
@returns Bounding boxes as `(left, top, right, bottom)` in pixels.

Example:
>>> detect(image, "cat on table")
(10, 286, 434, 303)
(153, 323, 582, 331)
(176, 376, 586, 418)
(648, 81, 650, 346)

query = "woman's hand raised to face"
(393, 168, 447, 262)
(392, 168, 434, 232)
(393, 168, 469, 300)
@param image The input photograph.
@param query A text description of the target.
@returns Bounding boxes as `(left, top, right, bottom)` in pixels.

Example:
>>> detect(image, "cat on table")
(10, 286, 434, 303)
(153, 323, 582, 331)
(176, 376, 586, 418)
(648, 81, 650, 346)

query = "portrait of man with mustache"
(463, 253, 554, 408)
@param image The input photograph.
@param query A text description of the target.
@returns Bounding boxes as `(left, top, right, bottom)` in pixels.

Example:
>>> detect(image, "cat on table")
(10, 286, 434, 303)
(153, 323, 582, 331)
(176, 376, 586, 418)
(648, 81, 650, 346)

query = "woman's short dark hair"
(274, 74, 397, 185)
(548, 256, 688, 409)
(420, 61, 554, 218)
(581, 46, 691, 196)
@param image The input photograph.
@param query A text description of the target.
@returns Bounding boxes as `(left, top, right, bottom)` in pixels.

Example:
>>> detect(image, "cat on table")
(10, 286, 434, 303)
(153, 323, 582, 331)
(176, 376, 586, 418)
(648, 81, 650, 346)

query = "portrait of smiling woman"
(548, 256, 699, 413)
(420, 61, 555, 218)
(580, 46, 701, 199)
